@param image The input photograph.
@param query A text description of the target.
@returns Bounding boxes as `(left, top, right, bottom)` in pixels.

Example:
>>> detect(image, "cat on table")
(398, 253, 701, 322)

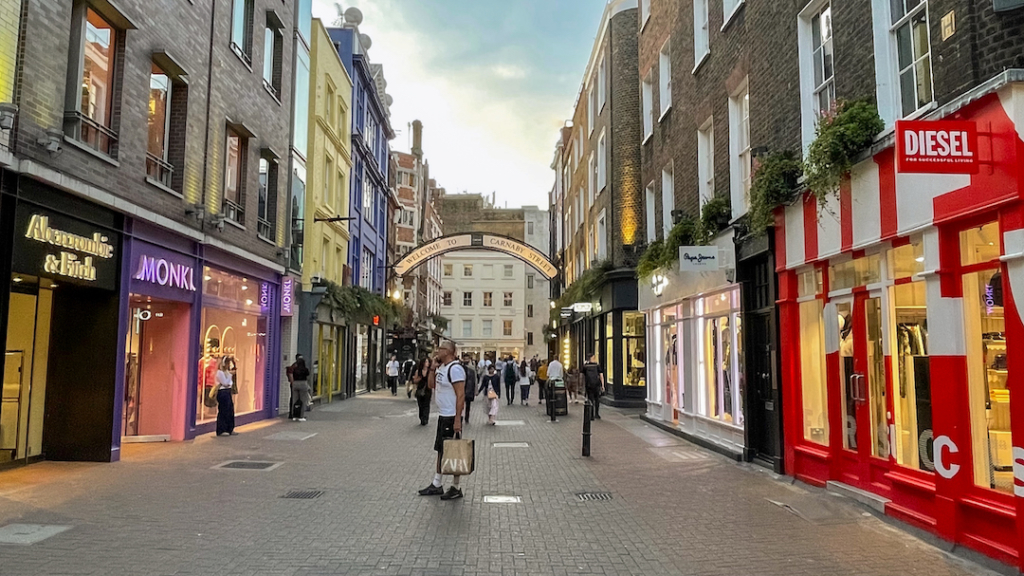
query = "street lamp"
(313, 216, 357, 223)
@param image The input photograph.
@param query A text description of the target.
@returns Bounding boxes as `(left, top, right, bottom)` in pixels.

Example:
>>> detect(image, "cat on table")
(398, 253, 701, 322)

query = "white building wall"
(440, 250, 526, 361)
(523, 206, 551, 360)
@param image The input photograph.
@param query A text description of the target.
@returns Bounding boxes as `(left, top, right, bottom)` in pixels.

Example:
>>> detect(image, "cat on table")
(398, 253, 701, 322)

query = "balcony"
(223, 198, 245, 225)
(63, 111, 118, 157)
(145, 153, 174, 189)
(257, 217, 273, 240)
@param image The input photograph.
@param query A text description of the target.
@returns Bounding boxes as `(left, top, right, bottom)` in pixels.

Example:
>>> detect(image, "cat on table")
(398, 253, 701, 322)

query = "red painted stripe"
(891, 236, 911, 248)
(803, 193, 818, 264)
(877, 149, 898, 239)
(840, 176, 853, 251)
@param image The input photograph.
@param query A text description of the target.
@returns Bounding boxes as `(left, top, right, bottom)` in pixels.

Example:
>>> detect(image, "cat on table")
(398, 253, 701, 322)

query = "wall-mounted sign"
(679, 246, 719, 271)
(13, 207, 119, 290)
(281, 276, 294, 317)
(896, 120, 978, 174)
(133, 255, 196, 292)
(560, 307, 573, 318)
(260, 282, 271, 314)
(571, 302, 593, 313)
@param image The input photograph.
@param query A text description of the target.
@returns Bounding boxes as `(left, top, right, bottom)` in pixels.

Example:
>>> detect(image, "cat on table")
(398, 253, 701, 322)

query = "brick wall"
(13, 0, 293, 267)
(609, 8, 642, 268)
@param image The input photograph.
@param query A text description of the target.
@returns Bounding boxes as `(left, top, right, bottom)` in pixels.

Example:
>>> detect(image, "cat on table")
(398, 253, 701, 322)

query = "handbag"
(487, 385, 498, 400)
(204, 385, 218, 407)
(440, 433, 475, 476)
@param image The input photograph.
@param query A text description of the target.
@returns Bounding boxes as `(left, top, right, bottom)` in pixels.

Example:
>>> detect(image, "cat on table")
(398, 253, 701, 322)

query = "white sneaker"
(290, 417, 296, 421)
(298, 418, 307, 422)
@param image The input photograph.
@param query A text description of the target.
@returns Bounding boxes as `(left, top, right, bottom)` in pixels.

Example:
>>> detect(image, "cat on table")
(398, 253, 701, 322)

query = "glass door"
(834, 292, 891, 490)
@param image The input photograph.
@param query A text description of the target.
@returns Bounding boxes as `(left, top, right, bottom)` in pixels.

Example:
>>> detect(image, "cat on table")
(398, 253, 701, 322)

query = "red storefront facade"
(777, 79, 1024, 567)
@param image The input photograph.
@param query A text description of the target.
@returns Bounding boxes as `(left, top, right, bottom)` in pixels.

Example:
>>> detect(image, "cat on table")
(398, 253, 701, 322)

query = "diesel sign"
(896, 120, 979, 174)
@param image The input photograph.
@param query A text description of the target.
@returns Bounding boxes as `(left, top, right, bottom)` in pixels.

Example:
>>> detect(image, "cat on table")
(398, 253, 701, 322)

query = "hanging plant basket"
(748, 150, 804, 234)
(804, 99, 885, 206)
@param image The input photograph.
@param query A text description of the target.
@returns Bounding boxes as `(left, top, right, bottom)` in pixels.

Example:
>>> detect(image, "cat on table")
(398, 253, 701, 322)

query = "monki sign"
(133, 254, 197, 292)
(896, 120, 979, 174)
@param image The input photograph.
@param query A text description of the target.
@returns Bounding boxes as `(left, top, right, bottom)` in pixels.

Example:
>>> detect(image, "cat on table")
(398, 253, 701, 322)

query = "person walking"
(582, 353, 606, 420)
(461, 354, 477, 425)
(482, 365, 501, 424)
(417, 341, 466, 500)
(503, 356, 518, 405)
(289, 356, 311, 422)
(518, 360, 532, 406)
(402, 357, 416, 398)
(412, 356, 432, 426)
(537, 360, 548, 404)
(215, 357, 237, 436)
(566, 367, 580, 404)
(386, 355, 400, 396)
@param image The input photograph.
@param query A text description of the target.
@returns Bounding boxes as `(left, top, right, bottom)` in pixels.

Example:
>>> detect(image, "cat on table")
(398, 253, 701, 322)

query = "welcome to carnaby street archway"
(393, 232, 558, 279)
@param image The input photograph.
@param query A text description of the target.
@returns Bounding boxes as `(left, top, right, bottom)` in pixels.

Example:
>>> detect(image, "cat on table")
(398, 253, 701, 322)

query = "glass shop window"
(800, 299, 829, 445)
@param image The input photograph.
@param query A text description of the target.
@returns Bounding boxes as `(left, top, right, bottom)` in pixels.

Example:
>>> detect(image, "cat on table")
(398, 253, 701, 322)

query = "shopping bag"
(440, 436, 475, 476)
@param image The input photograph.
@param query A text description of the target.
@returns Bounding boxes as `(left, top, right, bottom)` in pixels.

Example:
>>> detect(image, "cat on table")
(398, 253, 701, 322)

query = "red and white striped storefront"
(776, 80, 1024, 566)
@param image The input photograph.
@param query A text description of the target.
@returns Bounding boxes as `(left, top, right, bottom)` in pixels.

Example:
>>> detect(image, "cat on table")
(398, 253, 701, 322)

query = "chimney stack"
(411, 120, 423, 159)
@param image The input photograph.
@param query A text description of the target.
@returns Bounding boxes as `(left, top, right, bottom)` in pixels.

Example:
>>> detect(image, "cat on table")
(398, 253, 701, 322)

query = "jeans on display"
(586, 387, 601, 419)
(216, 389, 235, 434)
(506, 383, 516, 405)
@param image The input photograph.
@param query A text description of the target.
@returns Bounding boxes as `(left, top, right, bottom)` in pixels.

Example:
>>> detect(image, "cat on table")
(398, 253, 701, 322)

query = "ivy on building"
(319, 281, 407, 325)
(748, 150, 804, 233)
(551, 259, 613, 321)
(804, 99, 885, 205)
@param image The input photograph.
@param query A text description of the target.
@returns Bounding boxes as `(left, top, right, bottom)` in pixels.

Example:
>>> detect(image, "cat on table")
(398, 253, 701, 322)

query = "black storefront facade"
(561, 269, 646, 408)
(0, 175, 124, 465)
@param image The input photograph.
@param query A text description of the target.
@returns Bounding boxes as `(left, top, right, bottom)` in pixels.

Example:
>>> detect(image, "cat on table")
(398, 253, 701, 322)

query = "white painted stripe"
(785, 201, 805, 269)
(926, 277, 966, 356)
(824, 302, 840, 355)
(851, 161, 881, 249)
(1003, 229, 1024, 328)
(895, 172, 970, 235)
(817, 192, 842, 260)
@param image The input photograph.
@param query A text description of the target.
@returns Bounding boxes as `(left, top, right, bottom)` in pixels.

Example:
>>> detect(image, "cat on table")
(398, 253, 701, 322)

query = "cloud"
(310, 0, 601, 209)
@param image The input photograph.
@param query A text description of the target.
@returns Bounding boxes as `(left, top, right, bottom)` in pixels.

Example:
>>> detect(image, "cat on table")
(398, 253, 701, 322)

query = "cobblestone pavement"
(0, 390, 1004, 576)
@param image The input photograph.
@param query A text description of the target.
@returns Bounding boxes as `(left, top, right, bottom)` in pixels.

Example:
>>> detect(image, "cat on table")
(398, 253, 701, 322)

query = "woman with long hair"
(412, 355, 433, 426)
(290, 357, 311, 422)
(215, 357, 237, 436)
(518, 360, 532, 406)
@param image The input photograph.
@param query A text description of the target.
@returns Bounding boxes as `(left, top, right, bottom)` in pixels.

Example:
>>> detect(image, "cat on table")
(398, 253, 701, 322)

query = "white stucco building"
(440, 251, 527, 361)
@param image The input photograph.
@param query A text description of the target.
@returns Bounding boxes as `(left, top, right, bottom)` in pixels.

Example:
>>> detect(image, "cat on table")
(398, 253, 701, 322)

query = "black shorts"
(434, 416, 456, 452)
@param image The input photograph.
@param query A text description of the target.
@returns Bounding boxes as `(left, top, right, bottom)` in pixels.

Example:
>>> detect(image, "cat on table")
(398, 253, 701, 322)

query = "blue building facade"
(328, 26, 393, 296)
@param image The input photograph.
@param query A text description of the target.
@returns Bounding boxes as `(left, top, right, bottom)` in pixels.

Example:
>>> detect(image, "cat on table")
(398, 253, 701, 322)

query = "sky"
(309, 0, 605, 209)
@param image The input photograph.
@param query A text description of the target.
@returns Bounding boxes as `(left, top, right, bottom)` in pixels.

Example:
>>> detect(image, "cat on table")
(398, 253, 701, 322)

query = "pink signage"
(133, 255, 196, 291)
(281, 276, 294, 317)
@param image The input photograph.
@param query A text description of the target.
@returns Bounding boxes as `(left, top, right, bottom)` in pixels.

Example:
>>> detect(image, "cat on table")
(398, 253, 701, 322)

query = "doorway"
(123, 295, 190, 442)
(1, 275, 53, 465)
(833, 292, 891, 492)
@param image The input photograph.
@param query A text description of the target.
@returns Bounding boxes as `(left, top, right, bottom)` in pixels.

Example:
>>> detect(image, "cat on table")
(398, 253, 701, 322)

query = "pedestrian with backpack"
(582, 353, 605, 420)
(503, 356, 518, 405)
(289, 356, 311, 422)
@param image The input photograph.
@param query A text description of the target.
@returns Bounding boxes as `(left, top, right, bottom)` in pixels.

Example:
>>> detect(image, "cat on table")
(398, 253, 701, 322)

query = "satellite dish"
(386, 95, 394, 106)
(359, 33, 372, 49)
(344, 7, 363, 25)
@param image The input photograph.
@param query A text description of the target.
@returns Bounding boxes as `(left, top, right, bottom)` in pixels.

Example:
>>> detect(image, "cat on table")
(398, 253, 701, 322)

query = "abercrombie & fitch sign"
(13, 206, 119, 290)
(133, 255, 197, 292)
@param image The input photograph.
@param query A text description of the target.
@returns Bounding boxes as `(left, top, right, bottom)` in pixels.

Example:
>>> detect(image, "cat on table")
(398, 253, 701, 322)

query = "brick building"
(0, 0, 297, 465)
(556, 0, 644, 407)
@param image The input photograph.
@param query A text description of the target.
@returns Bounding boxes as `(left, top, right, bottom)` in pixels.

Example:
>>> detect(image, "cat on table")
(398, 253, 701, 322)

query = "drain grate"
(213, 460, 284, 471)
(281, 490, 324, 499)
(576, 492, 613, 501)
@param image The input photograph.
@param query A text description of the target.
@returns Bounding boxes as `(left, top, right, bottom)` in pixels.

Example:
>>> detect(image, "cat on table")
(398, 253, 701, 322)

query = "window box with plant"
(803, 99, 885, 205)
(636, 195, 732, 279)
(748, 150, 804, 233)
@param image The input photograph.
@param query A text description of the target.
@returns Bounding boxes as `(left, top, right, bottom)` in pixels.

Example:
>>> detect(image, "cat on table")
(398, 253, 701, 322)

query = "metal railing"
(223, 199, 244, 225)
(257, 217, 272, 239)
(145, 153, 174, 188)
(63, 111, 118, 156)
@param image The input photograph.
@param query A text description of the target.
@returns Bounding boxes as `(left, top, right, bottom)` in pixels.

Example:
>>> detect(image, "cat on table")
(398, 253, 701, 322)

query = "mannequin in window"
(199, 338, 220, 409)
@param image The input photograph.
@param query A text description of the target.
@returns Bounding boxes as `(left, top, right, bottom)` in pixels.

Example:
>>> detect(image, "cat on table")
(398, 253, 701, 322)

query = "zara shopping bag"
(440, 434, 475, 476)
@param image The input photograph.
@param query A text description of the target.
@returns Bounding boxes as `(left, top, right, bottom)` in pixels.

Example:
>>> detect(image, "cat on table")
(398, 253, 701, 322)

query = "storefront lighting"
(12, 276, 21, 283)
(204, 275, 212, 281)
(241, 285, 248, 290)
(245, 299, 253, 305)
(550, 301, 555, 308)
(915, 256, 925, 263)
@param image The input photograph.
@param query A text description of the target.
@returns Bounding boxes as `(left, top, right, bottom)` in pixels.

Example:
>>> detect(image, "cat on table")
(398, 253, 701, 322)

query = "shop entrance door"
(123, 297, 189, 442)
(834, 293, 891, 492)
(746, 312, 781, 470)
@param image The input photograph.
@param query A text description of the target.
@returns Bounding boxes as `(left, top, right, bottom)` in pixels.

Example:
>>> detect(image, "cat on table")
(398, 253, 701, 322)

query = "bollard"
(582, 398, 592, 457)
(550, 381, 557, 422)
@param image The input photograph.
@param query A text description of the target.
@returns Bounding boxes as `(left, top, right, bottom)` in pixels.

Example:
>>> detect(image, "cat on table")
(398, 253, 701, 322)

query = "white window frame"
(484, 291, 493, 307)
(462, 319, 472, 338)
(891, 0, 934, 119)
(482, 319, 493, 337)
(503, 292, 513, 307)
(871, 0, 935, 128)
(798, 1, 836, 152)
(640, 0, 651, 29)
(693, 0, 710, 70)
(504, 264, 514, 278)
(598, 54, 607, 111)
(698, 118, 715, 208)
(728, 80, 750, 220)
(642, 71, 654, 142)
(442, 291, 452, 306)
(661, 162, 675, 238)
(597, 209, 607, 260)
(443, 263, 452, 277)
(645, 182, 657, 243)
(659, 39, 672, 118)
(463, 291, 473, 307)
(587, 85, 595, 135)
(588, 153, 596, 207)
(722, 0, 745, 30)
(597, 131, 607, 192)
(503, 320, 513, 337)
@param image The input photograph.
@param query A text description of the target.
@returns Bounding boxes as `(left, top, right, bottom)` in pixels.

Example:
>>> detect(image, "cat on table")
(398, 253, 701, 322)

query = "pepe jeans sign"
(133, 255, 197, 292)
(678, 246, 720, 272)
(15, 207, 119, 290)
(896, 120, 979, 174)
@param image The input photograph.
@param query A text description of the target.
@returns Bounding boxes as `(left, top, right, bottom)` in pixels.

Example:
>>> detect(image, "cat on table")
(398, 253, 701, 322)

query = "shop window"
(606, 314, 615, 384)
(800, 299, 829, 445)
(622, 312, 646, 387)
(65, 6, 123, 157)
(660, 308, 680, 414)
(960, 221, 1001, 266)
(197, 267, 267, 425)
(890, 240, 924, 279)
(891, 280, 933, 471)
(829, 254, 881, 292)
(797, 268, 823, 298)
(696, 289, 742, 424)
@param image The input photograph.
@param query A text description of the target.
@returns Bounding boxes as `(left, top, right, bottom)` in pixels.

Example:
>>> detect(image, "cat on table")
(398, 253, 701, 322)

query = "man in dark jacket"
(503, 356, 518, 405)
(582, 353, 605, 420)
(461, 355, 478, 425)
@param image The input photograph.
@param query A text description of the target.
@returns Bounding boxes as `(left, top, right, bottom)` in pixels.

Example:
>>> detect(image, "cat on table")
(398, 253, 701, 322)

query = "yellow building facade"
(303, 18, 353, 400)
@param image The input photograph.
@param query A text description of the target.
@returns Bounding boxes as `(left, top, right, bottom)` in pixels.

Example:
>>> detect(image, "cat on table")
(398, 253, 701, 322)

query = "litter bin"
(549, 378, 568, 416)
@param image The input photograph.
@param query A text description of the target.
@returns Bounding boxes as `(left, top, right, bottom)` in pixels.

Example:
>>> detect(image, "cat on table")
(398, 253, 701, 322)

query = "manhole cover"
(0, 524, 71, 545)
(213, 460, 284, 471)
(265, 431, 317, 441)
(494, 420, 525, 426)
(492, 442, 530, 448)
(281, 490, 324, 499)
(483, 495, 521, 503)
(576, 492, 613, 501)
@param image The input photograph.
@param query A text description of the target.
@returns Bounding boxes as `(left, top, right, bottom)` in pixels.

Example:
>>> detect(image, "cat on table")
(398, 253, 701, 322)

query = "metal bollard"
(582, 398, 592, 457)
(550, 382, 557, 422)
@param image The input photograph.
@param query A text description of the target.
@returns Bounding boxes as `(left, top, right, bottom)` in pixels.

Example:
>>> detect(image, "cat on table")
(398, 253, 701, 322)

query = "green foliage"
(748, 150, 804, 233)
(553, 259, 613, 314)
(696, 195, 731, 244)
(430, 314, 449, 331)
(636, 217, 699, 279)
(320, 282, 404, 324)
(804, 99, 884, 204)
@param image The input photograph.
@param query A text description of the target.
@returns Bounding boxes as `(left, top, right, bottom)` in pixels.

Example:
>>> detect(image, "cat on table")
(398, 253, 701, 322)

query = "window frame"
(890, 0, 934, 118)
(503, 292, 513, 307)
(693, 0, 710, 70)
(641, 70, 654, 142)
(503, 320, 513, 337)
(659, 38, 672, 118)
(661, 162, 675, 238)
(223, 127, 247, 225)
(463, 291, 473, 307)
(442, 291, 453, 306)
(65, 5, 123, 158)
(483, 292, 493, 307)
(728, 80, 751, 220)
(697, 117, 715, 208)
(597, 131, 607, 192)
(230, 0, 255, 65)
(798, 0, 837, 151)
(645, 182, 657, 243)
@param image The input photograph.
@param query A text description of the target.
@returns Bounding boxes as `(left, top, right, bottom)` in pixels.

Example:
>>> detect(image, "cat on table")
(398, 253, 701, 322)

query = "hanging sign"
(896, 120, 978, 174)
(13, 206, 119, 290)
(571, 302, 593, 313)
(678, 246, 719, 271)
(281, 276, 294, 317)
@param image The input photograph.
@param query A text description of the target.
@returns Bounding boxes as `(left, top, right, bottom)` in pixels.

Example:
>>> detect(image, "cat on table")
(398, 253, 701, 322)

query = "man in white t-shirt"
(546, 358, 564, 381)
(418, 340, 466, 500)
(386, 355, 400, 396)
